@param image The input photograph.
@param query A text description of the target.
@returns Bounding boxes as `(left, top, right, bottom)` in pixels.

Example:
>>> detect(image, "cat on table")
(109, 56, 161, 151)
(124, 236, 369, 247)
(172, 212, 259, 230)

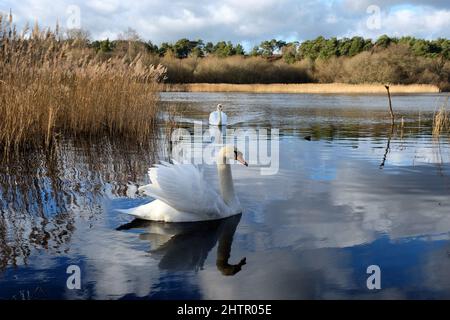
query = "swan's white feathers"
(209, 111, 227, 126)
(139, 162, 229, 220)
(123, 144, 244, 222)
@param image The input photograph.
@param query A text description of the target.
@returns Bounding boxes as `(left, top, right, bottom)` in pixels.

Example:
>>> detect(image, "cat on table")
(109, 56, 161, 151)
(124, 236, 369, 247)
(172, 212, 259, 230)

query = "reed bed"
(164, 83, 440, 94)
(0, 16, 166, 156)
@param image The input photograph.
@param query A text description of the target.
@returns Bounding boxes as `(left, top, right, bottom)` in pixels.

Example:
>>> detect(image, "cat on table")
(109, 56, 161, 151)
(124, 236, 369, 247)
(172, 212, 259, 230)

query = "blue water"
(1, 92, 450, 299)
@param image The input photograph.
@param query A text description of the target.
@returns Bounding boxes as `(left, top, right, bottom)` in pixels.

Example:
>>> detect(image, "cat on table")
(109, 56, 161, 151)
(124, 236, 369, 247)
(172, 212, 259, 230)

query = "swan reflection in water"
(117, 214, 246, 276)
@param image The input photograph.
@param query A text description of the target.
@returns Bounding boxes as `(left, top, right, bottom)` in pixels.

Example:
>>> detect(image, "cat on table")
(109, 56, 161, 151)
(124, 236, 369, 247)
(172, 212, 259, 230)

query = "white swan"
(209, 104, 227, 126)
(119, 145, 248, 222)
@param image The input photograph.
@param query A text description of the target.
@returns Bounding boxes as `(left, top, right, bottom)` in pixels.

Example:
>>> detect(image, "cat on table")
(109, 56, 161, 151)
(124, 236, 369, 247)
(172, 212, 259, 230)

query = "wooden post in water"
(379, 123, 394, 169)
(385, 85, 395, 124)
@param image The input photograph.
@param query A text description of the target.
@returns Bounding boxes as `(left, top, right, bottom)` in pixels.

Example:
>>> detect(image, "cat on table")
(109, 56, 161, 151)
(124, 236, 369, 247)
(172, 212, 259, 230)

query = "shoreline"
(164, 83, 441, 94)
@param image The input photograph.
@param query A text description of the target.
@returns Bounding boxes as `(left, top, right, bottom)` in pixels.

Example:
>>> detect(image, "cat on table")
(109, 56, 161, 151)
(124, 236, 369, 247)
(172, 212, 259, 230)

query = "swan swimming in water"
(209, 104, 227, 126)
(119, 145, 248, 222)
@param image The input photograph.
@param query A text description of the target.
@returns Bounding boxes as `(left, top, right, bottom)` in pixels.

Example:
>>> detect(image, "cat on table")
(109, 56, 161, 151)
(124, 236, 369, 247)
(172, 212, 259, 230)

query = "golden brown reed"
(164, 83, 440, 94)
(0, 16, 166, 156)
(432, 98, 450, 137)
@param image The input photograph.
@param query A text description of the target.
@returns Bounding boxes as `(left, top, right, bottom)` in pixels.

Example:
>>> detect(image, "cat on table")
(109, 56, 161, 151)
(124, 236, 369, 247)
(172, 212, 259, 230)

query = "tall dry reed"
(432, 99, 450, 137)
(0, 16, 166, 156)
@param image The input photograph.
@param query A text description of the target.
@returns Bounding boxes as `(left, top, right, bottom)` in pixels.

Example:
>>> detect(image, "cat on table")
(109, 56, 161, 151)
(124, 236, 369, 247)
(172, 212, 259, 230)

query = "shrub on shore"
(155, 45, 449, 89)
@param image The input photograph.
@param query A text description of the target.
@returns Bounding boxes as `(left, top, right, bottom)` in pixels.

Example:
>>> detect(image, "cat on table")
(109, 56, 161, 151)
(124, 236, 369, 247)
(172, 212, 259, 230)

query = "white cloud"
(377, 7, 450, 39)
(86, 0, 121, 14)
(1, 0, 450, 45)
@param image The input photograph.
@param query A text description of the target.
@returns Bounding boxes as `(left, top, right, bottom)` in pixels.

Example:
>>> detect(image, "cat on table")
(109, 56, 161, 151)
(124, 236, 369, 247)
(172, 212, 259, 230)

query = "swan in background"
(209, 104, 228, 126)
(119, 145, 248, 222)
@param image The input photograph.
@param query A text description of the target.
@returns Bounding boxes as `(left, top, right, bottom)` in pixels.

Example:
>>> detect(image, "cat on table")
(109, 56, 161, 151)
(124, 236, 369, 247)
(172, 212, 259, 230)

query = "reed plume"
(0, 16, 166, 156)
(432, 103, 449, 137)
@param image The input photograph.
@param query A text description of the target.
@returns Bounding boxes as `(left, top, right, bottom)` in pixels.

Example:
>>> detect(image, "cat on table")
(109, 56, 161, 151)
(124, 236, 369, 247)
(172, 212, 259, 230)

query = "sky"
(1, 0, 450, 48)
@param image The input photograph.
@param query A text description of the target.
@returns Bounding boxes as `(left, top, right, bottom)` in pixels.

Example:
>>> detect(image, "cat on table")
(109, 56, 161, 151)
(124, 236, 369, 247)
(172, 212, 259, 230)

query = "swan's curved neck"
(218, 110, 222, 124)
(217, 162, 238, 209)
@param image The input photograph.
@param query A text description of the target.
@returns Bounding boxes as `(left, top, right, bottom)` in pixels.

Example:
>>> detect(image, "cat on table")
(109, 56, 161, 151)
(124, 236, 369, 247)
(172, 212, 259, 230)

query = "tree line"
(10, 25, 450, 89)
(90, 33, 450, 62)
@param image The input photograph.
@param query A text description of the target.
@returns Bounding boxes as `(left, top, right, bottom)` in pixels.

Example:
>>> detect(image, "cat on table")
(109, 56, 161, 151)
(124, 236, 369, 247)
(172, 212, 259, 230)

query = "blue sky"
(1, 0, 450, 47)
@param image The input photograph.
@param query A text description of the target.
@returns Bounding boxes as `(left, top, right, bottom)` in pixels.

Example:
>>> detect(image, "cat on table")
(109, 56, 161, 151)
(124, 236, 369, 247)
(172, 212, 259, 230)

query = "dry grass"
(433, 99, 450, 136)
(165, 83, 440, 94)
(0, 16, 166, 156)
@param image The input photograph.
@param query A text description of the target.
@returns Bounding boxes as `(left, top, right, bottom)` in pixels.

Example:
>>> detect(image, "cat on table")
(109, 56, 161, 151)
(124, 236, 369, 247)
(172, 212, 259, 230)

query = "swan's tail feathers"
(116, 202, 156, 220)
(116, 207, 143, 218)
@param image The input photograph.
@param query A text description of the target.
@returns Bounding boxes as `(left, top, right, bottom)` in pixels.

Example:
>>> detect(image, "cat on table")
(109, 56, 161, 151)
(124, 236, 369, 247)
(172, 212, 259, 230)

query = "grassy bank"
(164, 83, 440, 94)
(0, 17, 165, 155)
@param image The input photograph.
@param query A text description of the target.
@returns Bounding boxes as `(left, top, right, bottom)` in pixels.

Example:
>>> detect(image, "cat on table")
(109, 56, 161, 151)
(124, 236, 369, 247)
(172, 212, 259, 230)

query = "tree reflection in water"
(0, 137, 157, 272)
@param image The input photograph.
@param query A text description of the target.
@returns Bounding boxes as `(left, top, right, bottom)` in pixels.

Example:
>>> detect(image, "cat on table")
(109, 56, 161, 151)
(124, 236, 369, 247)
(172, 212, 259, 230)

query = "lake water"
(1, 92, 450, 299)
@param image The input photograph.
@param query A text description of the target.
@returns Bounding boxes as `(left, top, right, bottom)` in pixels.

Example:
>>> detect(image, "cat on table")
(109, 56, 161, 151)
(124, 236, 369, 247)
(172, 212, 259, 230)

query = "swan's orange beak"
(236, 153, 248, 166)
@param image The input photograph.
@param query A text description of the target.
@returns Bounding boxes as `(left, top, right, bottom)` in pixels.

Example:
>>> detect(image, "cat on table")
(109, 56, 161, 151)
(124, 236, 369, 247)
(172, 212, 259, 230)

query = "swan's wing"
(220, 111, 227, 125)
(209, 111, 227, 125)
(139, 162, 230, 219)
(209, 111, 218, 125)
